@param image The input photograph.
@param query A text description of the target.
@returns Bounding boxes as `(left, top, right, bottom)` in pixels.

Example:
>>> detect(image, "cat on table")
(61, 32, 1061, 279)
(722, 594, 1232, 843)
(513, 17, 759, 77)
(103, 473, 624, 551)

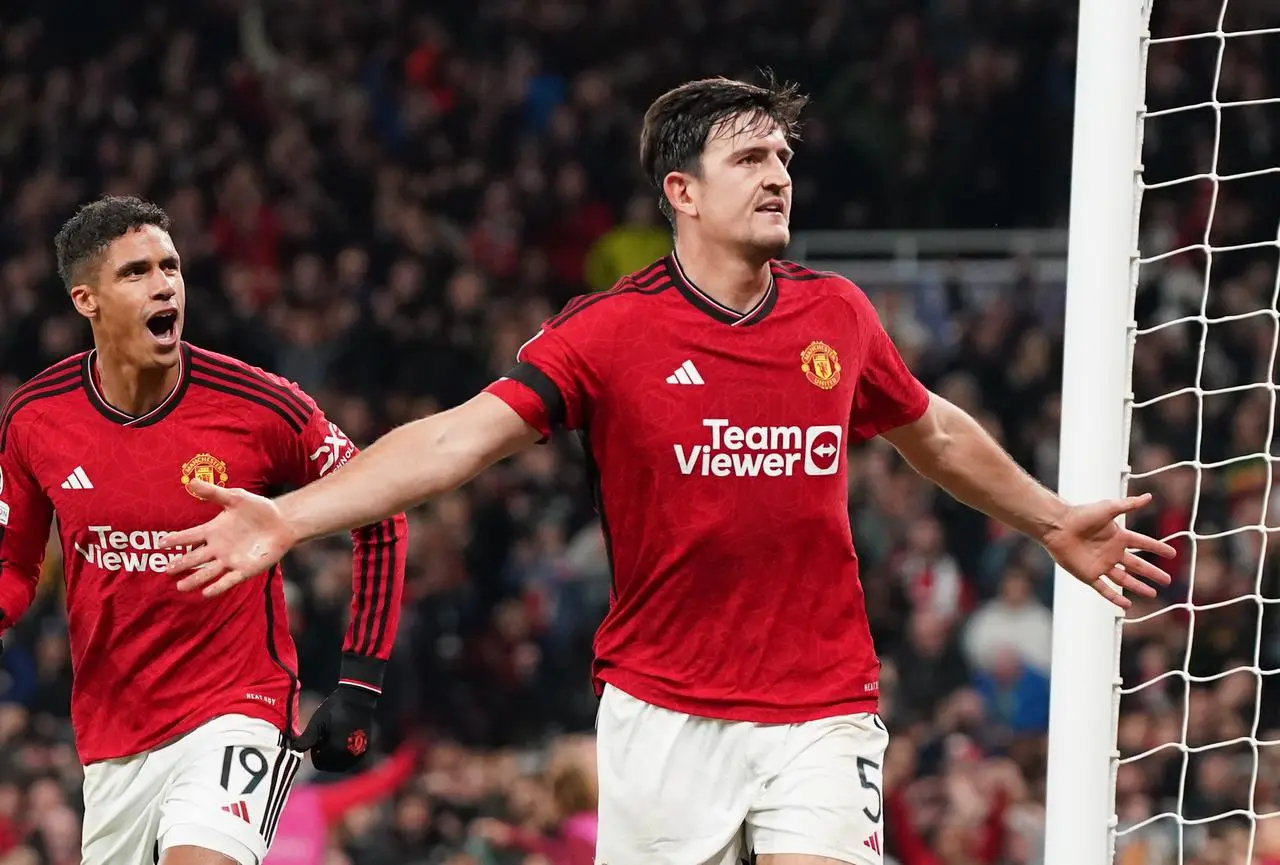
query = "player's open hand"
(161, 479, 294, 597)
(1040, 492, 1176, 609)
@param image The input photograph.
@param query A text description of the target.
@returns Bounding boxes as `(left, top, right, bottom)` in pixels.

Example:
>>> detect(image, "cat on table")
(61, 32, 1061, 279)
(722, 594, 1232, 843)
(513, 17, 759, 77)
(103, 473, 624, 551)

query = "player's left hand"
(1040, 492, 1176, 609)
(293, 684, 377, 773)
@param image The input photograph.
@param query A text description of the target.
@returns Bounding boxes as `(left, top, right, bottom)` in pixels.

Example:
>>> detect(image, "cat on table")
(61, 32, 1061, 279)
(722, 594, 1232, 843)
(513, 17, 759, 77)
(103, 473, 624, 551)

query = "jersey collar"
(82, 343, 192, 428)
(665, 254, 778, 327)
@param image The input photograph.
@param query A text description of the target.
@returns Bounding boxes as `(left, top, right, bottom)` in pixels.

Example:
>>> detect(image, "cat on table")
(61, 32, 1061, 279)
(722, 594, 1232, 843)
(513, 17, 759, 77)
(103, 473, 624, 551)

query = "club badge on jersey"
(801, 340, 842, 390)
(181, 453, 229, 498)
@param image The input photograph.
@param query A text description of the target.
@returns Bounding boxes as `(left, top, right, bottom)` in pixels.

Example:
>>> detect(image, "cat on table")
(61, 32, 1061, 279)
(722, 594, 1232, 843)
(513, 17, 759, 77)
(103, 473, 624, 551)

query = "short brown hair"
(639, 73, 808, 224)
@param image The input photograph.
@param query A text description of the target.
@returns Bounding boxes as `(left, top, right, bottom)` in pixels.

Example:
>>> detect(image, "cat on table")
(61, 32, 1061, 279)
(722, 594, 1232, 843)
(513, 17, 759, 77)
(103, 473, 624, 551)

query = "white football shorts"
(81, 714, 303, 865)
(595, 684, 889, 865)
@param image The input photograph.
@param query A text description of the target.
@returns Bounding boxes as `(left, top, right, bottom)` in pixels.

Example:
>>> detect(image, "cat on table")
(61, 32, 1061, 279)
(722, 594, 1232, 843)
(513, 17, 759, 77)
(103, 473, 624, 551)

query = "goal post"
(1045, 1, 1149, 864)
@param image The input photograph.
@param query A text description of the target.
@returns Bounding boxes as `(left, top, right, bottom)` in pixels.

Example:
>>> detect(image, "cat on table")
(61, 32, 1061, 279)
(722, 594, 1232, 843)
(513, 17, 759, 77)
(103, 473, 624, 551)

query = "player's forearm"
(886, 395, 1068, 542)
(278, 401, 518, 543)
(341, 513, 408, 690)
(0, 567, 39, 631)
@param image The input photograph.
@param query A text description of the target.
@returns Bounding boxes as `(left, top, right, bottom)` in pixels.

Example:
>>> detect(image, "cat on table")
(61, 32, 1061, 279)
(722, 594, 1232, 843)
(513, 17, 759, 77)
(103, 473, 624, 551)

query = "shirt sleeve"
(484, 294, 614, 438)
(848, 286, 931, 442)
(0, 415, 54, 631)
(274, 387, 408, 696)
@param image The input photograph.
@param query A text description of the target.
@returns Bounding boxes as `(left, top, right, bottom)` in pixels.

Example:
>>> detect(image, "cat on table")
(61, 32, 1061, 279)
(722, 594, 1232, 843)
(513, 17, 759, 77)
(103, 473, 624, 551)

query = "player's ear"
(69, 283, 99, 319)
(663, 171, 698, 220)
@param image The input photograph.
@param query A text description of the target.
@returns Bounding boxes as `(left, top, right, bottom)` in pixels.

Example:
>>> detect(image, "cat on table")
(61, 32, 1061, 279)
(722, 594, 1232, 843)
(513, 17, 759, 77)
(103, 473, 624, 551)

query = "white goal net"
(1104, 1, 1280, 864)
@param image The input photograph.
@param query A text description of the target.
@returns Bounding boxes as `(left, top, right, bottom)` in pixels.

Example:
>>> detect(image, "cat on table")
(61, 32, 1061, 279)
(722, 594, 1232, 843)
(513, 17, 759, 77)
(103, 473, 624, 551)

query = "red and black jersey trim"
(81, 346, 192, 428)
(339, 652, 387, 694)
(188, 349, 314, 435)
(503, 262, 673, 432)
(665, 254, 777, 326)
(578, 427, 616, 600)
(546, 260, 670, 330)
(349, 518, 400, 663)
(263, 565, 300, 738)
(504, 363, 567, 429)
(0, 355, 89, 451)
(772, 260, 838, 282)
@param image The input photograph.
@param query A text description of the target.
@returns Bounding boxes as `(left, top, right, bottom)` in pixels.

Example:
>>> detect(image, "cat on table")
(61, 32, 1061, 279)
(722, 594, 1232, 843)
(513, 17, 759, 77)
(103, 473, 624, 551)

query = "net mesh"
(1116, 1, 1280, 863)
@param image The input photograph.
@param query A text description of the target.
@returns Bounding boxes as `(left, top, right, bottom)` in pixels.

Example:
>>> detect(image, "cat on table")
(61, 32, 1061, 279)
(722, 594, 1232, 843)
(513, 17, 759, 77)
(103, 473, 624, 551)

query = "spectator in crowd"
(963, 566, 1053, 676)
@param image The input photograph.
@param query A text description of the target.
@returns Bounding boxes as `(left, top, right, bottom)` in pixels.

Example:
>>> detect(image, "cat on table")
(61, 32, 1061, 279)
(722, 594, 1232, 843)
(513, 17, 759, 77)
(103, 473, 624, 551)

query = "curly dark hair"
(53, 195, 171, 290)
(639, 73, 808, 226)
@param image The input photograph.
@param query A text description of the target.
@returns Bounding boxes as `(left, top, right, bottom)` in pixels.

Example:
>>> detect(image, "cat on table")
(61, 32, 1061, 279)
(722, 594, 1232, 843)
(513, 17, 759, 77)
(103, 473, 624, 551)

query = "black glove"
(294, 654, 382, 772)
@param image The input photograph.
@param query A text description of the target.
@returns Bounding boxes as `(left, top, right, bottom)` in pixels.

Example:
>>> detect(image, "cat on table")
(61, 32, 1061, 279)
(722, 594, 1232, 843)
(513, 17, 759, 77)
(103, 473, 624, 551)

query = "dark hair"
(54, 195, 171, 290)
(639, 73, 808, 225)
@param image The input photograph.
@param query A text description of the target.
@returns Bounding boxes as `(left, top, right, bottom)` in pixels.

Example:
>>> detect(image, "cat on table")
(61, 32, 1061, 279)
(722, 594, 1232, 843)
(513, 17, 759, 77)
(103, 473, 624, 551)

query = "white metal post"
(1044, 1, 1146, 864)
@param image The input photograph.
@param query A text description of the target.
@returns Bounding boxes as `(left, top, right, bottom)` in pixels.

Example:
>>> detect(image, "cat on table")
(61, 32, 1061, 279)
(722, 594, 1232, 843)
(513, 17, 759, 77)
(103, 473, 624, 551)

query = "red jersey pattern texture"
(486, 256, 929, 723)
(0, 345, 407, 764)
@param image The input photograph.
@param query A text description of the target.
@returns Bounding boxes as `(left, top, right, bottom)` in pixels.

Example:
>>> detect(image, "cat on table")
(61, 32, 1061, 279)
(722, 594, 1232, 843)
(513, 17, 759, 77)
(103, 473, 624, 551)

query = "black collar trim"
(83, 343, 191, 428)
(664, 254, 778, 326)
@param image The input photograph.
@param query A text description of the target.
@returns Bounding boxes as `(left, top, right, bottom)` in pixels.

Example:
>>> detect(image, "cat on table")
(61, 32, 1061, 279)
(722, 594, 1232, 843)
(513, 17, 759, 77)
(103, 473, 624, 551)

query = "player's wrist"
(1032, 496, 1072, 545)
(273, 494, 309, 547)
(337, 652, 385, 697)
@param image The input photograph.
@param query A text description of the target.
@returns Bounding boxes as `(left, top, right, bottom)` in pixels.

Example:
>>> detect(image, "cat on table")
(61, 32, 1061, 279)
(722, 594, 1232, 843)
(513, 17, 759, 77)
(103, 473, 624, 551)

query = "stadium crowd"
(1, 0, 1279, 863)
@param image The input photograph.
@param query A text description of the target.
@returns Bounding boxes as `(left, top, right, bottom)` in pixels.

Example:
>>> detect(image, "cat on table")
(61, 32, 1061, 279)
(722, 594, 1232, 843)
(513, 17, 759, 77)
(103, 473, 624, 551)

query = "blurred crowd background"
(2, 0, 1280, 864)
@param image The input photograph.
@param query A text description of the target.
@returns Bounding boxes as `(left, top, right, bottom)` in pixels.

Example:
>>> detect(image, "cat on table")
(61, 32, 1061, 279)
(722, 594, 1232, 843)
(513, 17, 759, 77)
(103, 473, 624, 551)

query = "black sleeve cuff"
(505, 361, 567, 429)
(338, 653, 386, 693)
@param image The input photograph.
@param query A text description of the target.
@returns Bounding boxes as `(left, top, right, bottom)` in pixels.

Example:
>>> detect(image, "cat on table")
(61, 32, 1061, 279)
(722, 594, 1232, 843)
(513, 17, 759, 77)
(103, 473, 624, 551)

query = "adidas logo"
(61, 466, 93, 490)
(666, 360, 705, 385)
(863, 831, 881, 855)
(221, 800, 250, 823)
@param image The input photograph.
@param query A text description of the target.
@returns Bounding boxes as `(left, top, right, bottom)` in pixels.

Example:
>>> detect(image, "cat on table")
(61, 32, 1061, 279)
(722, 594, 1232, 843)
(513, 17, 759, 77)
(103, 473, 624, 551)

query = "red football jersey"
(486, 256, 929, 723)
(0, 344, 407, 763)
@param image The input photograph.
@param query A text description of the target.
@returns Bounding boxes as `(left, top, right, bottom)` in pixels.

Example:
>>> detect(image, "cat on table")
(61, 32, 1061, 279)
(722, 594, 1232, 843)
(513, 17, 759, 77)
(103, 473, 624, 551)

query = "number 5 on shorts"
(856, 757, 882, 824)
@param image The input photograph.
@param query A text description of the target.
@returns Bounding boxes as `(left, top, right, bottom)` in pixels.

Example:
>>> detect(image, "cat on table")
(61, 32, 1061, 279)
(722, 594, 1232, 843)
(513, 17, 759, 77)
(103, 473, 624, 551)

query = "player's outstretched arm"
(881, 393, 1176, 608)
(0, 422, 56, 641)
(163, 393, 541, 594)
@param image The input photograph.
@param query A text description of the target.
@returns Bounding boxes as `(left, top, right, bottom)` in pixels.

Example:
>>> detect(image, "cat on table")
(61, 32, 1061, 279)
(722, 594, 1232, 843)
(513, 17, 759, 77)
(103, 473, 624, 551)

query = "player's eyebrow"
(730, 143, 794, 164)
(114, 255, 180, 279)
(114, 258, 151, 279)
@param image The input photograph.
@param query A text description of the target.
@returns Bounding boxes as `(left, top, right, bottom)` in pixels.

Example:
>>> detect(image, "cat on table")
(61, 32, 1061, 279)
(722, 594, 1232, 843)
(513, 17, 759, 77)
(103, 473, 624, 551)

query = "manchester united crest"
(801, 341, 842, 390)
(181, 453, 229, 497)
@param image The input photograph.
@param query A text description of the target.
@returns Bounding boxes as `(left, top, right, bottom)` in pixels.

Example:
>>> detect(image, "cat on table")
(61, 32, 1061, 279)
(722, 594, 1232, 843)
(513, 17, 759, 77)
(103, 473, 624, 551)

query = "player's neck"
(673, 236, 771, 314)
(94, 347, 181, 418)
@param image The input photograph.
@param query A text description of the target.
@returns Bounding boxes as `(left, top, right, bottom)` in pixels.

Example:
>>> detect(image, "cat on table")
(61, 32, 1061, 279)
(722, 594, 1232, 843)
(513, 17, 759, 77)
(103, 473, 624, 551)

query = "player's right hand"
(161, 479, 295, 597)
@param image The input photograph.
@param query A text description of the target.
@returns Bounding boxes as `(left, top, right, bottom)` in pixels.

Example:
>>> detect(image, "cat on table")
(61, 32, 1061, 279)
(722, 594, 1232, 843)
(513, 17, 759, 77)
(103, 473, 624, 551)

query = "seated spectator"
(973, 647, 1051, 738)
(962, 566, 1053, 675)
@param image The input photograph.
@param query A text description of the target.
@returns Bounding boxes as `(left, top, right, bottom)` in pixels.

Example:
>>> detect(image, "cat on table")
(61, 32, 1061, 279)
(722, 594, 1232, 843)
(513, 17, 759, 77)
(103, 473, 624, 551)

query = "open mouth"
(146, 310, 179, 345)
(756, 201, 786, 216)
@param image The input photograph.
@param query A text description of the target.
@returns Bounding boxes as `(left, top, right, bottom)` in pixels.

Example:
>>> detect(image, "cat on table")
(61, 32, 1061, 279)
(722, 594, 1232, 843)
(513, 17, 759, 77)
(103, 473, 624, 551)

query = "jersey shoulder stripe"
(2, 354, 84, 416)
(547, 260, 672, 330)
(0, 353, 89, 450)
(188, 347, 312, 418)
(188, 349, 313, 433)
(189, 373, 308, 435)
(772, 259, 844, 282)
